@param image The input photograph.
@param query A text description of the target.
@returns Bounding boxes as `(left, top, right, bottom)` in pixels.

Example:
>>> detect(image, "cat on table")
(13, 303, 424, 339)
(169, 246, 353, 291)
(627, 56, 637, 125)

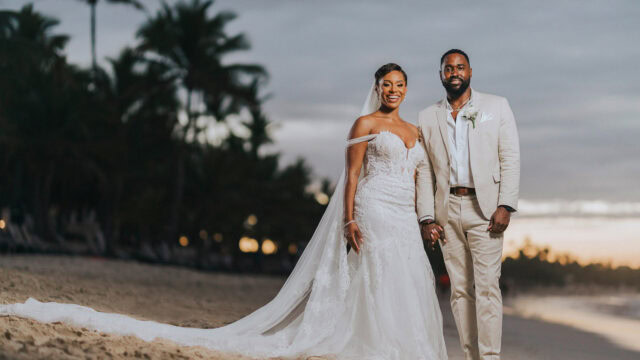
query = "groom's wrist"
(419, 216, 435, 225)
(498, 205, 516, 213)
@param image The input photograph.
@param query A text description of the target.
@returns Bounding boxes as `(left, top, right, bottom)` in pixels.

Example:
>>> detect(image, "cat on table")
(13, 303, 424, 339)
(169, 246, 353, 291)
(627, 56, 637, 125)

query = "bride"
(0, 63, 448, 359)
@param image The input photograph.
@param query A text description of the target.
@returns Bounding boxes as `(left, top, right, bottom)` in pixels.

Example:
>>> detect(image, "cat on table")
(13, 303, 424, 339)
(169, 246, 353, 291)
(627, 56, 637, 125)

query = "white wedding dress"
(0, 88, 447, 359)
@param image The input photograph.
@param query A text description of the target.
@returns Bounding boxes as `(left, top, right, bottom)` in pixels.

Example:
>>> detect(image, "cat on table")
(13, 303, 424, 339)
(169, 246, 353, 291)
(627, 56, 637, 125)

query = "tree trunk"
(33, 162, 56, 243)
(103, 174, 123, 256)
(42, 162, 56, 242)
(90, 3, 97, 72)
(165, 89, 192, 247)
(166, 151, 184, 248)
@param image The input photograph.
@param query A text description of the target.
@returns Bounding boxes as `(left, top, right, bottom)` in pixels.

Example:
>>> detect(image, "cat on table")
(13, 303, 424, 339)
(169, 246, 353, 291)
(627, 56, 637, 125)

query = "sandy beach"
(1, 255, 639, 360)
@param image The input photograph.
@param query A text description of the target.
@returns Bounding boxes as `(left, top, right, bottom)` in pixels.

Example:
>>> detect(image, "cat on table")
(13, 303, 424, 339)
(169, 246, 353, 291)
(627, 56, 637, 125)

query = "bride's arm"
(343, 116, 373, 253)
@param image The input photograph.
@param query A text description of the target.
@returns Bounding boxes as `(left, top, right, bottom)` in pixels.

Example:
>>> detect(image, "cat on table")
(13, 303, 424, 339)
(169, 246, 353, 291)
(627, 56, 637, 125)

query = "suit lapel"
(436, 103, 451, 162)
(468, 116, 477, 182)
(468, 90, 480, 184)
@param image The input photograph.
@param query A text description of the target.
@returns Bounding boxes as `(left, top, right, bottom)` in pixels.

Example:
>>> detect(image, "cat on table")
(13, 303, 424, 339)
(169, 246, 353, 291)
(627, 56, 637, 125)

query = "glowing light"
(239, 236, 259, 253)
(261, 239, 277, 255)
(0, 219, 5, 230)
(199, 229, 208, 240)
(213, 233, 223, 243)
(179, 236, 189, 247)
(288, 243, 298, 255)
(315, 192, 329, 205)
(246, 214, 258, 226)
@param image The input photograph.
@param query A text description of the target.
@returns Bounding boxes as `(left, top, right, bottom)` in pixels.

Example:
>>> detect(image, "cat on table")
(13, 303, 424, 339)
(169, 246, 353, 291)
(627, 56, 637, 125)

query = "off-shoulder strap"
(346, 134, 377, 147)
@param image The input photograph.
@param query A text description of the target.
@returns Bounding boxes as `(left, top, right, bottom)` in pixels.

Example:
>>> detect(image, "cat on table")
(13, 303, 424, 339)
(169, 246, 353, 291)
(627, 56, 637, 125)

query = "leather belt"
(450, 187, 476, 196)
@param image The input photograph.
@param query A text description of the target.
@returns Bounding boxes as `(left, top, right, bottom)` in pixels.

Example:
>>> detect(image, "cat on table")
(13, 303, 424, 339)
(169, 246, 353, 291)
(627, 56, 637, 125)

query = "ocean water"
(511, 293, 640, 352)
(587, 294, 640, 320)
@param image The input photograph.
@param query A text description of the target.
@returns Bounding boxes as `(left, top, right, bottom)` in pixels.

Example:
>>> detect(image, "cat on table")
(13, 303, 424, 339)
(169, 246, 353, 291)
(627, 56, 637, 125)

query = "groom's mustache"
(447, 77, 463, 83)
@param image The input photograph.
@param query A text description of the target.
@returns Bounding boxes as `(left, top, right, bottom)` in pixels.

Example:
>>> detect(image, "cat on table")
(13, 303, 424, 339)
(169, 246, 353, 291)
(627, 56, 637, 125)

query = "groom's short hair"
(440, 49, 470, 66)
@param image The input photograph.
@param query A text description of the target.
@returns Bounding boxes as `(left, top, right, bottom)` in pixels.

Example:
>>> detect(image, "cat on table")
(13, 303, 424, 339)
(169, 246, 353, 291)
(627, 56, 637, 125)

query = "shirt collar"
(444, 88, 475, 111)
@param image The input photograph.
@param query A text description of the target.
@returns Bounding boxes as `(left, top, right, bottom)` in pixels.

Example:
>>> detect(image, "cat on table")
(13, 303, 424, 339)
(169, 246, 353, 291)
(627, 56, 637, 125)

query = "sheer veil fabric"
(0, 83, 447, 359)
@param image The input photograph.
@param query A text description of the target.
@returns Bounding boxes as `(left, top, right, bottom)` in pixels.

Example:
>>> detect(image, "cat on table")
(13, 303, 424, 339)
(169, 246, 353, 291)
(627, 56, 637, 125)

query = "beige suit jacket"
(416, 90, 520, 224)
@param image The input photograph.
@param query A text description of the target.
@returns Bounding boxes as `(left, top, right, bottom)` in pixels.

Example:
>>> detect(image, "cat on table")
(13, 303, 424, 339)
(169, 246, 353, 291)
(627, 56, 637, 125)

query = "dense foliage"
(502, 242, 640, 290)
(0, 1, 327, 272)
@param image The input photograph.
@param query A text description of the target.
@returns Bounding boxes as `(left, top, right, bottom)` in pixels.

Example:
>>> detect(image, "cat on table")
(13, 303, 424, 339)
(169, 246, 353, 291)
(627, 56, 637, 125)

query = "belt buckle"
(451, 187, 471, 196)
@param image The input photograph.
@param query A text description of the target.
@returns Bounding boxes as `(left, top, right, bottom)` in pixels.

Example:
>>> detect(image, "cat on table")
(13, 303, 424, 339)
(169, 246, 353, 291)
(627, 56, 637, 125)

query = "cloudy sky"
(4, 0, 640, 202)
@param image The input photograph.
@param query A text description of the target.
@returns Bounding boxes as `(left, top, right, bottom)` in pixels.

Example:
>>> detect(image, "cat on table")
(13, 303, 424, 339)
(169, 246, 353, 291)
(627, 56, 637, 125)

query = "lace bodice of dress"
(362, 130, 425, 184)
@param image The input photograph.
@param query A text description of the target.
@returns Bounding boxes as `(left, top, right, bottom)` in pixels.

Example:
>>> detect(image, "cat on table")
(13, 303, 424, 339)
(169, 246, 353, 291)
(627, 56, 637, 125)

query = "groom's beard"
(442, 77, 470, 97)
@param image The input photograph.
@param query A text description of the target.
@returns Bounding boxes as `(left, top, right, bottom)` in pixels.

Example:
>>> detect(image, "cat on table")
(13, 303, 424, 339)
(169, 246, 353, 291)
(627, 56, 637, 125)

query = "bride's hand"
(420, 222, 446, 250)
(344, 222, 364, 254)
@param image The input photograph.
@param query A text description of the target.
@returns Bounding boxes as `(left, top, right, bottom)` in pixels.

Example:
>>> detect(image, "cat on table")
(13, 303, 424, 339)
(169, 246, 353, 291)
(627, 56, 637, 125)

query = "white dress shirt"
(445, 90, 475, 188)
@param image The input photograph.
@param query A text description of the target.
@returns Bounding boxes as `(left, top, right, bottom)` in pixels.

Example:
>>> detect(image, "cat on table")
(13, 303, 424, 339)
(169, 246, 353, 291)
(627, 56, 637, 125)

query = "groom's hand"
(420, 222, 446, 248)
(488, 207, 511, 233)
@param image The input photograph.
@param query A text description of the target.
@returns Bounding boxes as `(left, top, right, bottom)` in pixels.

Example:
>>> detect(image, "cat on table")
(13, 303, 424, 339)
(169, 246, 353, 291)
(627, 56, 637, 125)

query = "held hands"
(488, 206, 511, 233)
(420, 222, 446, 249)
(344, 221, 364, 254)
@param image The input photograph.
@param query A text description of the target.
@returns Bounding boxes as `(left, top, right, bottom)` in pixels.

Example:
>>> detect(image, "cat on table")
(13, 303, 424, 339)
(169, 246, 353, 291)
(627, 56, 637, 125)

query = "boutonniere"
(463, 109, 479, 129)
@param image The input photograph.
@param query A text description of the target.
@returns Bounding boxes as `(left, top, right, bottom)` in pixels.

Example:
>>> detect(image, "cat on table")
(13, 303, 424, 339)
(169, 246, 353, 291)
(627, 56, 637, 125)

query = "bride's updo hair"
(374, 63, 408, 85)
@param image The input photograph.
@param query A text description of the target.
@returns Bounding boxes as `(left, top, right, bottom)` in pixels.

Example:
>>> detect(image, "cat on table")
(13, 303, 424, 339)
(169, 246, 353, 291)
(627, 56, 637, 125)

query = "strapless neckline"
(371, 130, 418, 151)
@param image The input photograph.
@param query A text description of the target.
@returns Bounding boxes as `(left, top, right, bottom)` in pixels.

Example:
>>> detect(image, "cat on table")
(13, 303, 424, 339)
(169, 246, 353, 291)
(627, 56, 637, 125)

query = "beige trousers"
(441, 194, 503, 360)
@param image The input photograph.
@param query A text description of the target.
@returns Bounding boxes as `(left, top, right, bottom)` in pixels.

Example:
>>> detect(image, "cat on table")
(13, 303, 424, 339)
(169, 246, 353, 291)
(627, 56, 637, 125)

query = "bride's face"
(377, 71, 407, 110)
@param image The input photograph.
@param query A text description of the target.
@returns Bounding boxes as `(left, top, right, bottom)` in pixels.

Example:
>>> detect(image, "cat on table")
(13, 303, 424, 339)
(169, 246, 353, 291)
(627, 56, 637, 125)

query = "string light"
(239, 236, 259, 253)
(179, 236, 189, 247)
(261, 239, 277, 255)
(288, 243, 298, 255)
(315, 192, 329, 205)
(246, 214, 258, 226)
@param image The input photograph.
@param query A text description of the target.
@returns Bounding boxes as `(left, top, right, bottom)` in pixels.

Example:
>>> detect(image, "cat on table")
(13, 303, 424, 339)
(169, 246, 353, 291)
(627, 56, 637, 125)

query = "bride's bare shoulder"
(349, 114, 378, 138)
(355, 113, 383, 125)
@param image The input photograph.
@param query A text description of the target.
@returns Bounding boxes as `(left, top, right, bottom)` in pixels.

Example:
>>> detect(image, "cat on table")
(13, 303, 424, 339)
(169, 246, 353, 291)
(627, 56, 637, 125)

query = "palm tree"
(136, 0, 266, 245)
(76, 0, 144, 72)
(243, 78, 273, 158)
(137, 0, 265, 136)
(85, 47, 179, 255)
(0, 5, 80, 243)
(0, 4, 69, 60)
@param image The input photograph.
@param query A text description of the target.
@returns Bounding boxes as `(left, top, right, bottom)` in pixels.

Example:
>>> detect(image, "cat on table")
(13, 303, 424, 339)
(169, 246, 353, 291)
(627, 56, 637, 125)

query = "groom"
(417, 49, 520, 360)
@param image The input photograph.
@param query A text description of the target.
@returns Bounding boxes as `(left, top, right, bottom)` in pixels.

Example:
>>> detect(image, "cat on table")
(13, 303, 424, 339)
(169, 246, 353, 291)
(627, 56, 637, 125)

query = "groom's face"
(440, 54, 472, 96)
